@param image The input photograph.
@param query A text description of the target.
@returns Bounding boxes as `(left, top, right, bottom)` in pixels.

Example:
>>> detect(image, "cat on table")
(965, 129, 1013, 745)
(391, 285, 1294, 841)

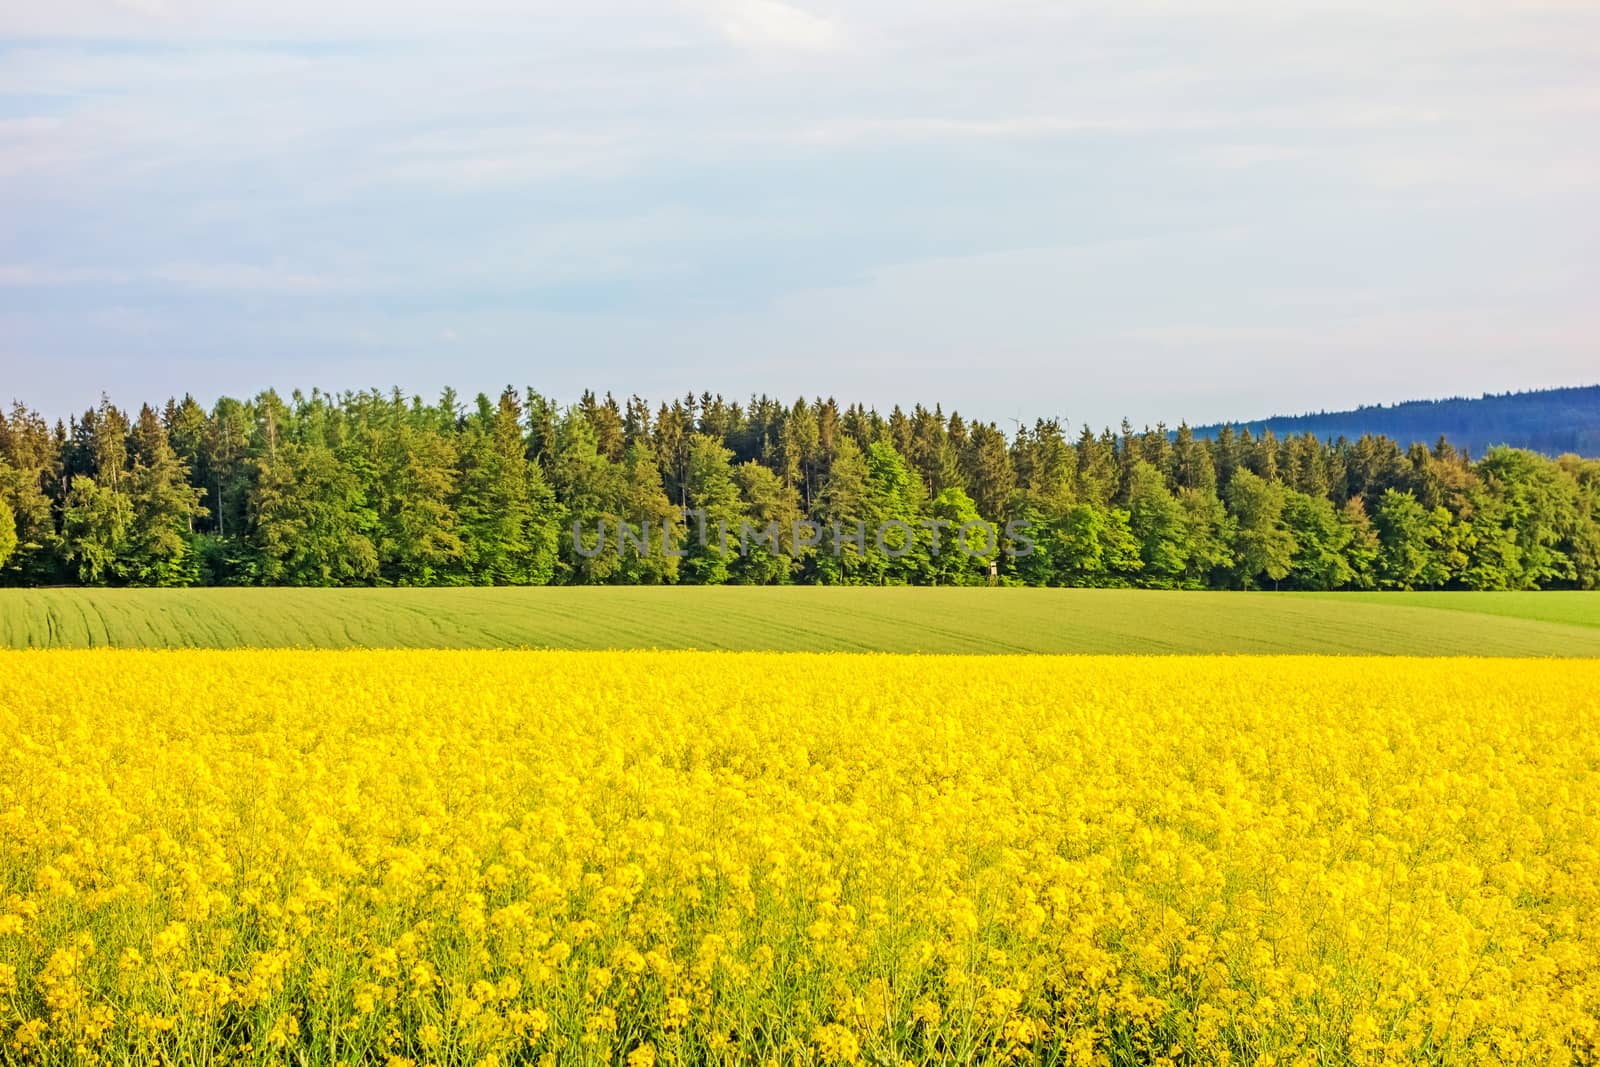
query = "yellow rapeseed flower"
(0, 649, 1596, 1065)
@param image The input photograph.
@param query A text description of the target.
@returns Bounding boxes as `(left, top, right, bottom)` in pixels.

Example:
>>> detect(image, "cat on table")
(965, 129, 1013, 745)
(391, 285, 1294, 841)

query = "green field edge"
(1304, 590, 1600, 629)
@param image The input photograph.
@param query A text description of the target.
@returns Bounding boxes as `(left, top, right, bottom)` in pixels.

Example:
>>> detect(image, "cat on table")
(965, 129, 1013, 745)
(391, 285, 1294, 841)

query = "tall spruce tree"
(124, 404, 207, 585)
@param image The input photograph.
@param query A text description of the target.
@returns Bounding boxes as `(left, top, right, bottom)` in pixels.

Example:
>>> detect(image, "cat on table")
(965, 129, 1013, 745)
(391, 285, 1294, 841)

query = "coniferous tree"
(549, 414, 625, 583)
(62, 475, 132, 584)
(814, 435, 870, 585)
(1213, 424, 1239, 492)
(1022, 418, 1076, 507)
(0, 405, 62, 583)
(861, 441, 928, 585)
(453, 390, 559, 585)
(1075, 426, 1117, 508)
(376, 410, 463, 585)
(1339, 497, 1381, 589)
(124, 405, 207, 585)
(252, 442, 378, 585)
(204, 397, 254, 543)
(962, 422, 1015, 522)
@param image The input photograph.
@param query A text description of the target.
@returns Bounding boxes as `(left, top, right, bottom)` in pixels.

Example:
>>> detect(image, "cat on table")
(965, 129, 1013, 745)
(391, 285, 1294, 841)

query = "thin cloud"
(0, 263, 355, 292)
(2, 0, 1597, 423)
(696, 0, 842, 51)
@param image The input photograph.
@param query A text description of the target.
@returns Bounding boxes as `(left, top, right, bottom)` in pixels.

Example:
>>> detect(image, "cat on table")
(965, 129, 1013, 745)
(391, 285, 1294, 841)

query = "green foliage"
(2, 388, 1597, 591)
(62, 476, 132, 584)
(925, 486, 994, 586)
(1463, 448, 1578, 590)
(961, 423, 1014, 521)
(0, 408, 65, 584)
(0, 493, 17, 571)
(1051, 503, 1142, 587)
(1177, 489, 1234, 589)
(1374, 489, 1433, 590)
(123, 405, 207, 586)
(732, 461, 803, 585)
(1226, 470, 1293, 589)
(813, 435, 870, 586)
(860, 441, 929, 585)
(681, 434, 743, 586)
(1338, 497, 1380, 590)
(611, 445, 684, 585)
(453, 389, 559, 586)
(1282, 490, 1354, 591)
(374, 416, 464, 585)
(252, 443, 379, 586)
(1126, 461, 1189, 588)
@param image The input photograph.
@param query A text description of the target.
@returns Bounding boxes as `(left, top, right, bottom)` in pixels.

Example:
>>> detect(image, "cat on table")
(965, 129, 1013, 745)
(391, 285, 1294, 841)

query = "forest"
(1190, 384, 1600, 458)
(1, 386, 1598, 590)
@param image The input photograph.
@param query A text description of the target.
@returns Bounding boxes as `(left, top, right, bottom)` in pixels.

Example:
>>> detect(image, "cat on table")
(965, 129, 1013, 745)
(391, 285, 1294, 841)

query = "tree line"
(1, 386, 1597, 590)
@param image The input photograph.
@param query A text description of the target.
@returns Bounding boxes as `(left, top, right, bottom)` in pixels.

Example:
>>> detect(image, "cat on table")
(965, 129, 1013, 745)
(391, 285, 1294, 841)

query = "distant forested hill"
(1191, 385, 1600, 458)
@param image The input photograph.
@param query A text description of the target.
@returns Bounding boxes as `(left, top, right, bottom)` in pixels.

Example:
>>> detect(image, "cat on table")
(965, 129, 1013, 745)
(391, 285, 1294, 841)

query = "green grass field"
(1, 587, 1597, 655)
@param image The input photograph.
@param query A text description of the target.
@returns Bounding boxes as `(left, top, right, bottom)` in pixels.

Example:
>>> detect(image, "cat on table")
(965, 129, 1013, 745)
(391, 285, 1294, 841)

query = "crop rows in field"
(2, 587, 1599, 655)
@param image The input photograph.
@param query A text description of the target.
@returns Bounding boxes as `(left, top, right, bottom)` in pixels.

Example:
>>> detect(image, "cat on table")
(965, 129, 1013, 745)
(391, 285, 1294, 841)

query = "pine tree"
(962, 423, 1015, 522)
(548, 415, 625, 584)
(1076, 426, 1117, 507)
(458, 389, 559, 585)
(62, 475, 132, 584)
(376, 410, 464, 585)
(814, 435, 869, 585)
(123, 405, 207, 585)
(0, 404, 62, 582)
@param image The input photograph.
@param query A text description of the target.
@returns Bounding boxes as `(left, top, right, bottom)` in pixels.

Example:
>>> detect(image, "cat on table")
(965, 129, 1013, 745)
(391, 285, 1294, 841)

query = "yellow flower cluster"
(1, 650, 1598, 1065)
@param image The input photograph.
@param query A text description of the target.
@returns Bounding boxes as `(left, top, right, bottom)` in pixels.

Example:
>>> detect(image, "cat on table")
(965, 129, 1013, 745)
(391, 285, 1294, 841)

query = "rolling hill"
(1189, 385, 1600, 457)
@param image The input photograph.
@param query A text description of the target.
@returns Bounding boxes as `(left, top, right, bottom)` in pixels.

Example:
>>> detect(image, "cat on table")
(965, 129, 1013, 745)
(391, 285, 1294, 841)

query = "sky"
(2, 0, 1597, 430)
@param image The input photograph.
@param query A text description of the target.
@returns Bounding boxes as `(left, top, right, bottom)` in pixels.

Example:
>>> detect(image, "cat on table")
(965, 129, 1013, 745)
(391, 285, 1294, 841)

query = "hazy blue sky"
(2, 0, 1597, 428)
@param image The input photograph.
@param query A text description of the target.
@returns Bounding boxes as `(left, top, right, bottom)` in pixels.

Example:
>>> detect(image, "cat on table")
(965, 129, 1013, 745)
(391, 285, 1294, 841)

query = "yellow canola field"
(1, 651, 1599, 1066)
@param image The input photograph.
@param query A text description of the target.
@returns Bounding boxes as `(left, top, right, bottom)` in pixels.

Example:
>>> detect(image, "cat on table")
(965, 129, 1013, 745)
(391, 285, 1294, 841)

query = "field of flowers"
(2, 651, 1598, 1066)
